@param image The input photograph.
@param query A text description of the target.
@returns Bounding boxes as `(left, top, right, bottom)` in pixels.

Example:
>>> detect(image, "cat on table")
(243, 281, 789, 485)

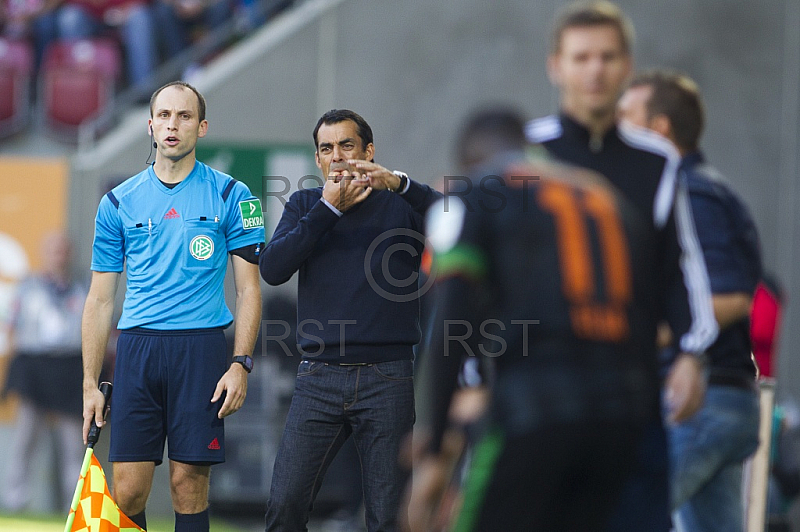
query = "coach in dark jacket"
(260, 109, 441, 532)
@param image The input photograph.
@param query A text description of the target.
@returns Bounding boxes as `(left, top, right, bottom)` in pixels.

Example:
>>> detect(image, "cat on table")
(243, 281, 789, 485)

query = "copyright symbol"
(363, 228, 436, 303)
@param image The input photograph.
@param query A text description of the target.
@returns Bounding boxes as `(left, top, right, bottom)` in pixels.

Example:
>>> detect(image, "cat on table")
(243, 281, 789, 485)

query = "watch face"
(235, 356, 253, 372)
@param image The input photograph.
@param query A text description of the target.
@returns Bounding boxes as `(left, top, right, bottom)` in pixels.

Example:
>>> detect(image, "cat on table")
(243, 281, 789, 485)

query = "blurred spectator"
(619, 70, 762, 532)
(752, 274, 785, 379)
(1, 0, 60, 72)
(232, 0, 266, 34)
(153, 0, 291, 80)
(153, 0, 231, 59)
(56, 0, 157, 94)
(1, 231, 87, 512)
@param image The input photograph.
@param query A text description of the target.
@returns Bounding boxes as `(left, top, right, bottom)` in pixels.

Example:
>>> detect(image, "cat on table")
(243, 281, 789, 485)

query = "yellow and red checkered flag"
(65, 382, 142, 532)
(65, 450, 144, 532)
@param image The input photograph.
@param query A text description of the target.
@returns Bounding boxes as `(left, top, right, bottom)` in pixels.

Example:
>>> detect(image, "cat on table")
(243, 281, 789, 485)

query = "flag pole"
(64, 382, 112, 532)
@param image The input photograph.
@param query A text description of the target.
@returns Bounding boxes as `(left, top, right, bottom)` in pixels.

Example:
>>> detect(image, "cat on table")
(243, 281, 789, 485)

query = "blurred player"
(409, 108, 662, 531)
(619, 70, 761, 532)
(526, 3, 717, 529)
(2, 232, 86, 512)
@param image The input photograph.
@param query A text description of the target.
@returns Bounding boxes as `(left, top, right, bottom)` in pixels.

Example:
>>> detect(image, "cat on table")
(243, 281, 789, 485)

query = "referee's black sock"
(129, 510, 147, 530)
(175, 508, 209, 532)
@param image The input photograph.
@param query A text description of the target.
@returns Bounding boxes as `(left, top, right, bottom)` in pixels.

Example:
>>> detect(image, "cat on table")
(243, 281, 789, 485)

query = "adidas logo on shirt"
(164, 208, 180, 219)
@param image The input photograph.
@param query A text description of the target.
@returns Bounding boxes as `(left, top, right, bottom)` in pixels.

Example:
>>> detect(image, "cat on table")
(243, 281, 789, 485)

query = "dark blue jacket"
(682, 151, 762, 378)
(260, 180, 441, 363)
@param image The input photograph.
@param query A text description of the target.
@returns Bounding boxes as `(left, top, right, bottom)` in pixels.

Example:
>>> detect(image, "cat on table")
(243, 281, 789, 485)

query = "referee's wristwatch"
(232, 355, 253, 373)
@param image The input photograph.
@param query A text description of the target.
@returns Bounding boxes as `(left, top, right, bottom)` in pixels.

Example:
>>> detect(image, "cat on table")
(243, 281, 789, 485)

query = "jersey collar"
(148, 160, 200, 195)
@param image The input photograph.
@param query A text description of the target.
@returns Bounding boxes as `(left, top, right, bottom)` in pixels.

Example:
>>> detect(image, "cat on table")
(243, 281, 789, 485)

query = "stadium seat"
(0, 38, 34, 138)
(41, 38, 121, 137)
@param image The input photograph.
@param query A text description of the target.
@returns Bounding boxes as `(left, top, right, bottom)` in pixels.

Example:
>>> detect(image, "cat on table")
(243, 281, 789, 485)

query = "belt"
(708, 373, 757, 391)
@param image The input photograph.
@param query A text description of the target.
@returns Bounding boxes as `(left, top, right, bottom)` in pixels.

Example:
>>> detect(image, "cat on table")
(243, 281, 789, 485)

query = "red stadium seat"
(41, 38, 121, 136)
(0, 38, 34, 138)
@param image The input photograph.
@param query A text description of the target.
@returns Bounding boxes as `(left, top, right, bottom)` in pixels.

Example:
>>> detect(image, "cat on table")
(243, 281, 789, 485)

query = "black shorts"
(4, 352, 82, 415)
(109, 328, 227, 465)
(454, 422, 642, 532)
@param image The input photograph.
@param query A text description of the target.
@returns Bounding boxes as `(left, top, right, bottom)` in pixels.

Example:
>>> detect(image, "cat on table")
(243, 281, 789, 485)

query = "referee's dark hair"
(550, 1, 635, 54)
(629, 70, 705, 153)
(313, 109, 374, 153)
(149, 81, 207, 122)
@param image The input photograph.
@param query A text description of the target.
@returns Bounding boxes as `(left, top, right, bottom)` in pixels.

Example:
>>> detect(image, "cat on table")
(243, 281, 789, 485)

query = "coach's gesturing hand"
(211, 363, 248, 418)
(322, 170, 372, 212)
(348, 160, 403, 192)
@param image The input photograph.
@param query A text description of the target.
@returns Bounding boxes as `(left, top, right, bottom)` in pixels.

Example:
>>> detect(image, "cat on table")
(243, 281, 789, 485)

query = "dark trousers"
(456, 421, 643, 532)
(265, 359, 415, 532)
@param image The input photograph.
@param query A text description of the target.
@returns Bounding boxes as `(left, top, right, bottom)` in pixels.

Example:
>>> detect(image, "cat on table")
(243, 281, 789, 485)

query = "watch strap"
(232, 355, 253, 373)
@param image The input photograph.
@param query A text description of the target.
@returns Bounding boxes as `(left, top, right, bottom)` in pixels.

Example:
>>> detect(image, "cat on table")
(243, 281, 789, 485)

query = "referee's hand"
(82, 386, 106, 445)
(211, 363, 248, 418)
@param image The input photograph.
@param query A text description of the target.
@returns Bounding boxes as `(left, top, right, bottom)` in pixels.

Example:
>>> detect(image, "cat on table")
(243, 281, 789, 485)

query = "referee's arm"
(212, 255, 261, 418)
(81, 270, 120, 443)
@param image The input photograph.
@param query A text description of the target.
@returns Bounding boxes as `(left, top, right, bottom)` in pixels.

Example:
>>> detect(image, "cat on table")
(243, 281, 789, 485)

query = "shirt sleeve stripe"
(105, 191, 119, 209)
(221, 178, 237, 201)
(674, 183, 719, 353)
(617, 121, 680, 229)
(525, 115, 562, 144)
(619, 121, 718, 354)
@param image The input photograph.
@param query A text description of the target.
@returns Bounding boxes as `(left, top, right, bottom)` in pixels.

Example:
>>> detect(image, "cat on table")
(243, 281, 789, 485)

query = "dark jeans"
(670, 385, 760, 531)
(265, 359, 415, 532)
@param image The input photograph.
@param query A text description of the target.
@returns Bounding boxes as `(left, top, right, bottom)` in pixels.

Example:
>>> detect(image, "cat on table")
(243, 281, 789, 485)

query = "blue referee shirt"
(91, 161, 265, 330)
